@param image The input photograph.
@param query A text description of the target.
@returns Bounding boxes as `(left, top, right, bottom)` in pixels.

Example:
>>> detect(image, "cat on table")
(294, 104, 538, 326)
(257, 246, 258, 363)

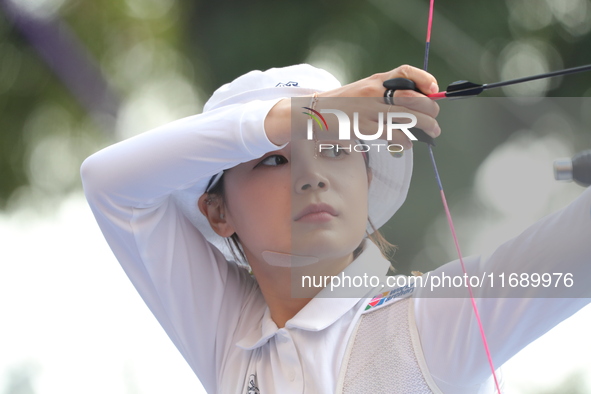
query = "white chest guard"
(336, 284, 444, 394)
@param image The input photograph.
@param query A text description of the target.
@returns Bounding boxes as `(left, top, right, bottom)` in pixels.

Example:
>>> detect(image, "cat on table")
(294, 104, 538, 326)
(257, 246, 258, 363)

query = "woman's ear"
(197, 194, 235, 237)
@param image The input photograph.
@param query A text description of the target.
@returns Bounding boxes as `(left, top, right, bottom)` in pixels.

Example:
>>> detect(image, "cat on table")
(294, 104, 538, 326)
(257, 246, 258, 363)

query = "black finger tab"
(383, 78, 421, 92)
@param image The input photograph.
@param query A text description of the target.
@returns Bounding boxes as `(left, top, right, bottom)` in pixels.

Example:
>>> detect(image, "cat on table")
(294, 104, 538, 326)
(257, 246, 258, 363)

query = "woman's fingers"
(324, 65, 438, 99)
(310, 65, 442, 146)
(390, 110, 440, 139)
(269, 65, 441, 146)
(388, 95, 440, 119)
(358, 108, 440, 143)
(385, 64, 439, 95)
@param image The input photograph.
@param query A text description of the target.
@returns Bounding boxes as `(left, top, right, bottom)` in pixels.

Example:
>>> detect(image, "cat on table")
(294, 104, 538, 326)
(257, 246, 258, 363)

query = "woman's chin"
(291, 235, 362, 262)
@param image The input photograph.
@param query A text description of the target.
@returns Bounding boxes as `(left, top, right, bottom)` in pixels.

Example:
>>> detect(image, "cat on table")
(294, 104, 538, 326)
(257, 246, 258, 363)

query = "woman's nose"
(292, 140, 331, 193)
(297, 178, 327, 192)
(294, 163, 330, 193)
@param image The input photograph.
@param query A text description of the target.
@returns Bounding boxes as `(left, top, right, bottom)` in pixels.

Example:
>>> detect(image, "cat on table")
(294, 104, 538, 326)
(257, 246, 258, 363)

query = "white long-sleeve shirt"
(81, 99, 591, 393)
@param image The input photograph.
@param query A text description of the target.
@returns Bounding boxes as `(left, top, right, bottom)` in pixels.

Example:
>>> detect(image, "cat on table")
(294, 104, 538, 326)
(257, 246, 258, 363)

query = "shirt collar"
(236, 240, 390, 350)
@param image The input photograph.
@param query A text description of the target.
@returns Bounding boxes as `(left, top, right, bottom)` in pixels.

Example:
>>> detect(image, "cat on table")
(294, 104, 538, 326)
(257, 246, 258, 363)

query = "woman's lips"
(294, 203, 338, 222)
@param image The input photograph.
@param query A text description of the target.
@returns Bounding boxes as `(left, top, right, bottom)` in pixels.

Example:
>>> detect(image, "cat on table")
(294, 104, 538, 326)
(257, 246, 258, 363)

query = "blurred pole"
(0, 0, 120, 134)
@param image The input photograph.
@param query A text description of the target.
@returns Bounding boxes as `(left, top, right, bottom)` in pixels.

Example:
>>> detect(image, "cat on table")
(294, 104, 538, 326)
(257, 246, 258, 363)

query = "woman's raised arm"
(80, 99, 283, 393)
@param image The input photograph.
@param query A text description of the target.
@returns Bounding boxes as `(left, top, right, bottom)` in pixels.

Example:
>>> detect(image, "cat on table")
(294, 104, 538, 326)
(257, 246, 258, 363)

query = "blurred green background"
(2, 0, 590, 270)
(1, 0, 590, 392)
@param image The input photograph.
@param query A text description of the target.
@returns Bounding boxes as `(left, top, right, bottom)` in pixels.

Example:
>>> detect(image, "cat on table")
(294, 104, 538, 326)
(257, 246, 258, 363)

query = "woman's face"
(223, 140, 370, 264)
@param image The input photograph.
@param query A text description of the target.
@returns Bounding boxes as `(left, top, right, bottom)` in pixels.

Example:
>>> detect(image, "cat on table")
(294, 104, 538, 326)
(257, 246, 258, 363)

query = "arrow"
(428, 64, 591, 99)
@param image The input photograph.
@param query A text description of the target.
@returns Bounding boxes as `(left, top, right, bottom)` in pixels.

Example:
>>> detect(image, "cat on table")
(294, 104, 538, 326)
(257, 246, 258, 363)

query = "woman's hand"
(265, 65, 441, 148)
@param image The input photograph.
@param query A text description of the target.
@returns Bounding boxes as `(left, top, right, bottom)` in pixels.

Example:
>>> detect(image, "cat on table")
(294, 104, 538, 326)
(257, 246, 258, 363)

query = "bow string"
(420, 1, 503, 392)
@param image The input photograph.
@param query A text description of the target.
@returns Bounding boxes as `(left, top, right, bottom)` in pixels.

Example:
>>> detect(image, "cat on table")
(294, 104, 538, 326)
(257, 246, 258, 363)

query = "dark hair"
(206, 176, 248, 265)
(206, 153, 398, 270)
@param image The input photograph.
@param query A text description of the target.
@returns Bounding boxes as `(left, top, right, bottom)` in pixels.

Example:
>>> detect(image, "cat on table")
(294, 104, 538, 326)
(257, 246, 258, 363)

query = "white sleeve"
(413, 186, 591, 393)
(80, 99, 284, 393)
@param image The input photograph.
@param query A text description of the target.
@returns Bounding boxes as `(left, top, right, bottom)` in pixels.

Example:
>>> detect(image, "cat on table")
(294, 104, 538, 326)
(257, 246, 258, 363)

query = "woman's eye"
(318, 144, 350, 158)
(258, 155, 288, 167)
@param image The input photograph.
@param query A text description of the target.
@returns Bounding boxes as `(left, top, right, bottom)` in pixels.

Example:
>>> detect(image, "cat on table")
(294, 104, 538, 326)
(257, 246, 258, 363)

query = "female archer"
(81, 64, 591, 393)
